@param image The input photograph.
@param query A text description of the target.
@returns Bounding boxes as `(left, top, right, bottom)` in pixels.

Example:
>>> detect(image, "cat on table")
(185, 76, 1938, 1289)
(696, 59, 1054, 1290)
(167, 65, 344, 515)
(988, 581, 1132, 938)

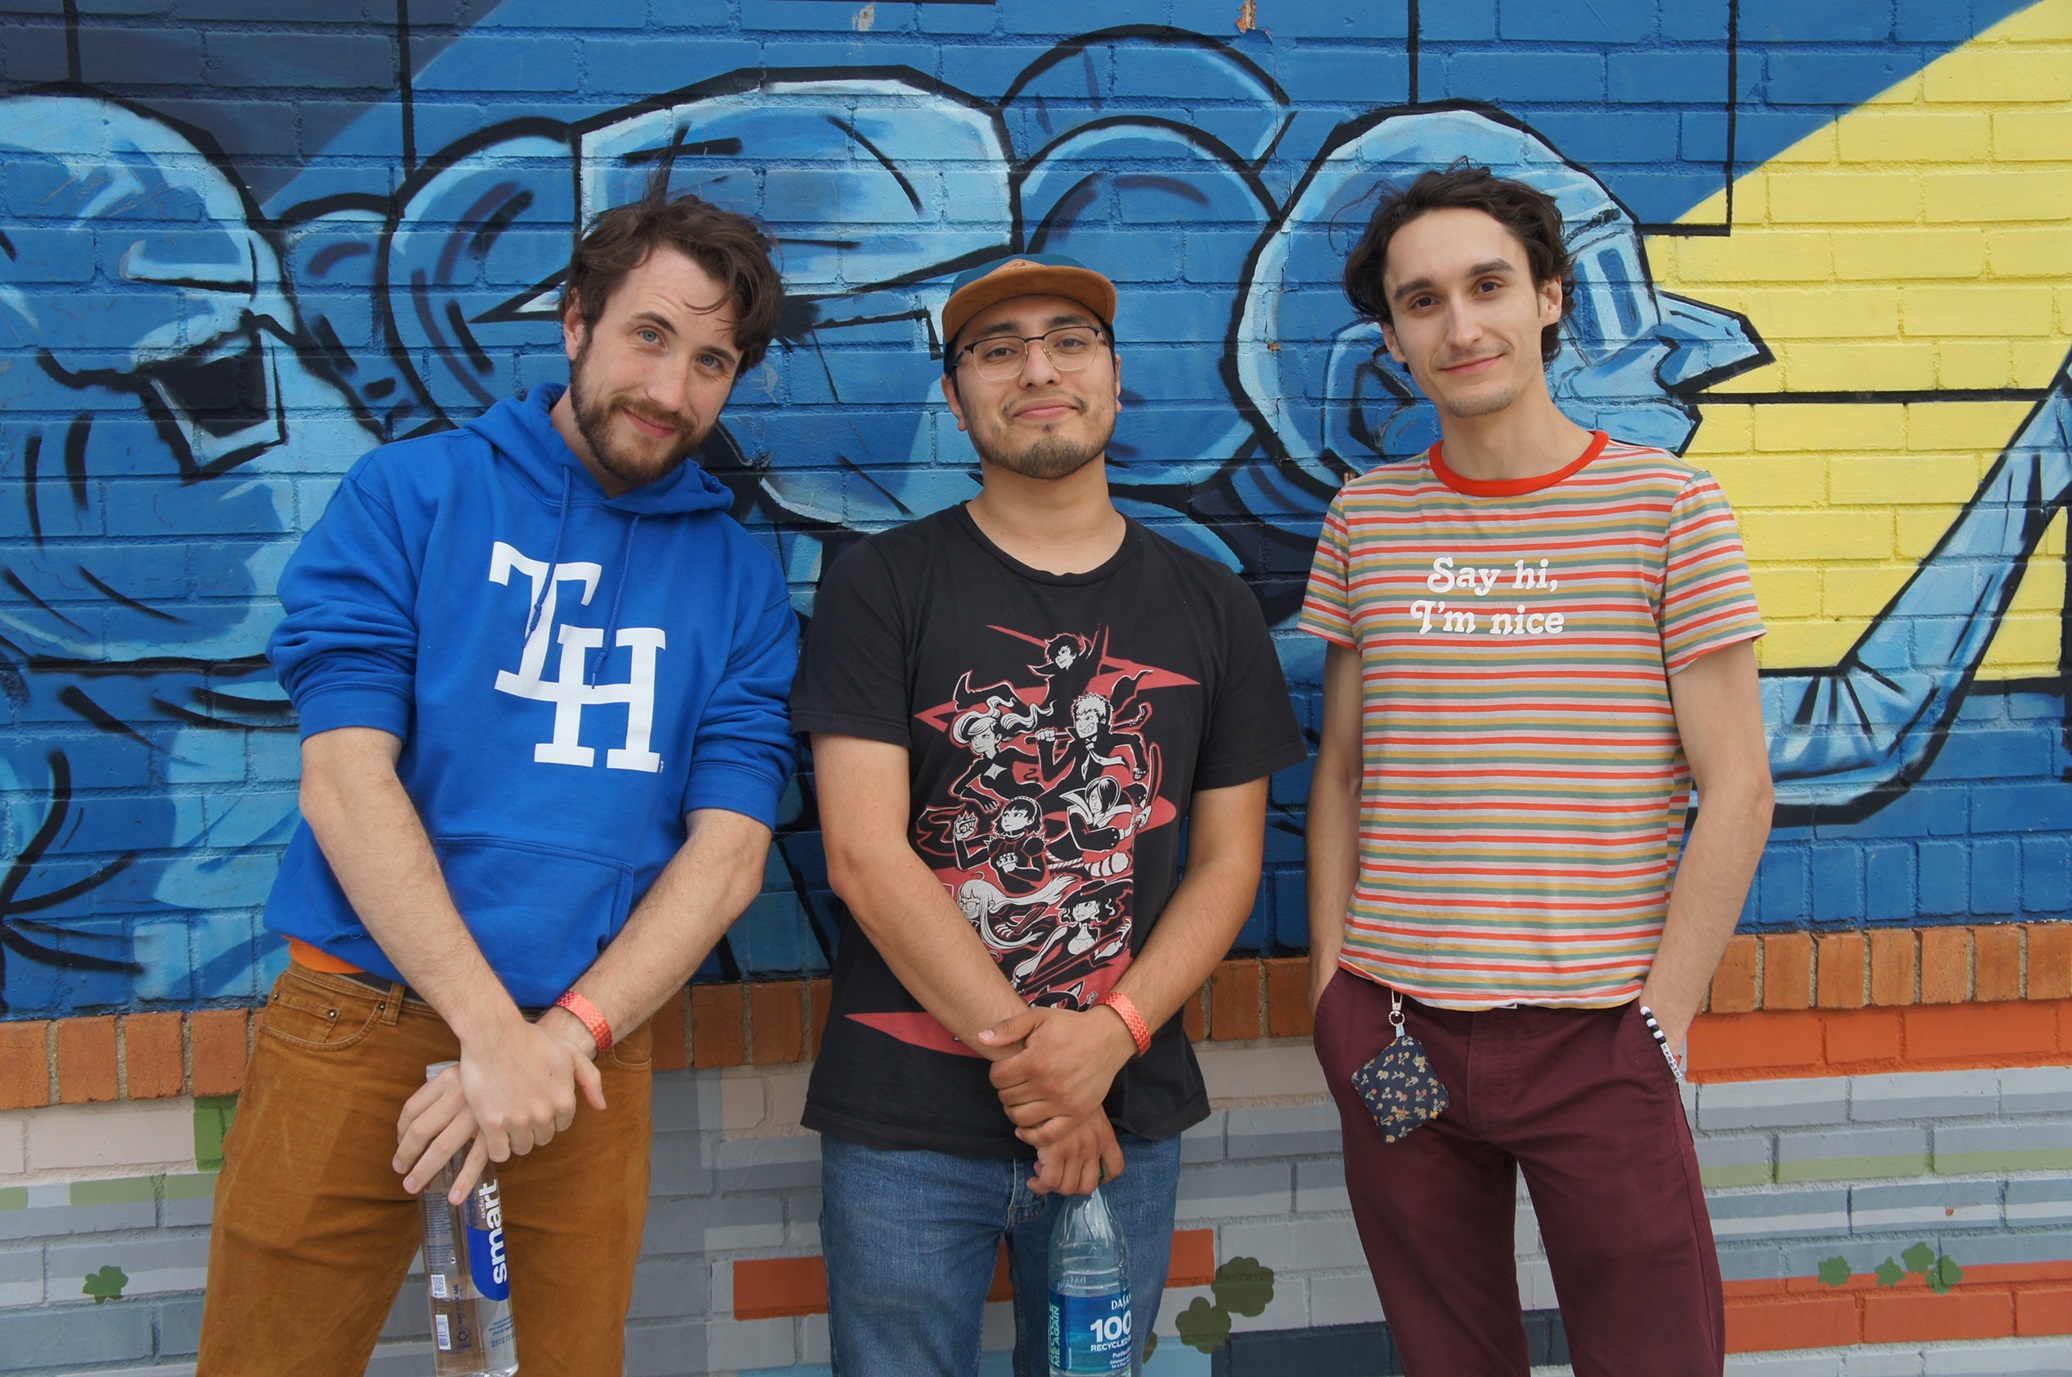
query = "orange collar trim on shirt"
(1429, 429, 1610, 497)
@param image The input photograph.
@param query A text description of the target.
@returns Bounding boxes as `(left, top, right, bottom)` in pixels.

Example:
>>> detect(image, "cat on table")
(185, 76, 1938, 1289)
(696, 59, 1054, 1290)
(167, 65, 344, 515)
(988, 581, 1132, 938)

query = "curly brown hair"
(562, 191, 784, 373)
(1341, 162, 1576, 365)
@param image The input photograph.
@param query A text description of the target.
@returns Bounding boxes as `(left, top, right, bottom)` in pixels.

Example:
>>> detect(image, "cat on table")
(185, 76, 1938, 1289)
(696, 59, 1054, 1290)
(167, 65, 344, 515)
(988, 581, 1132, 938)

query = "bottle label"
(463, 1178, 512, 1302)
(1048, 1289, 1132, 1373)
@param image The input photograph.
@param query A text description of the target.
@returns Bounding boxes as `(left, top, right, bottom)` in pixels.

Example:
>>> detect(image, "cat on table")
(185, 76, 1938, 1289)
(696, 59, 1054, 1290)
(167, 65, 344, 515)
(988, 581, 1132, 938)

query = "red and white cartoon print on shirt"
(915, 625, 1185, 1011)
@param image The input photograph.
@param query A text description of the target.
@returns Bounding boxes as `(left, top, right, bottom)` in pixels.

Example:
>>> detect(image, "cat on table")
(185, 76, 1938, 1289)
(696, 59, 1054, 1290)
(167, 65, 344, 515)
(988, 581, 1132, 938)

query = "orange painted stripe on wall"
(1688, 998, 2072, 1082)
(1724, 1261, 2072, 1353)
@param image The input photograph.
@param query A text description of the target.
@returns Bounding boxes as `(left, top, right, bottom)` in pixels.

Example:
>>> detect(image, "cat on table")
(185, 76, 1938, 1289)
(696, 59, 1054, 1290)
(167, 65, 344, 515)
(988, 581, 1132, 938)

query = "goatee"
(975, 434, 1104, 482)
(569, 354, 705, 491)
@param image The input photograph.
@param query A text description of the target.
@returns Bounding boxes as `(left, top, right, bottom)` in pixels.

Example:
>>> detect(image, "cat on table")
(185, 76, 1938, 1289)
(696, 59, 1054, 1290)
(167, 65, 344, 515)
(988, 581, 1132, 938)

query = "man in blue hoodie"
(197, 194, 797, 1377)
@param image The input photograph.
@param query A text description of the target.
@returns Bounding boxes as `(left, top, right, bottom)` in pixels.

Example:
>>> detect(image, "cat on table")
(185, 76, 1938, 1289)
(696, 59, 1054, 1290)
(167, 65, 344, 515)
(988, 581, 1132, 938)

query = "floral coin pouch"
(1350, 993, 1449, 1143)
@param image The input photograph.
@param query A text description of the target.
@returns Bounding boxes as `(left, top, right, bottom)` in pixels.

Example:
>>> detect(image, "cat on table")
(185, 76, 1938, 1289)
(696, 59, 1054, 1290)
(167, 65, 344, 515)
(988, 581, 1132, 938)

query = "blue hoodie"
(264, 385, 797, 1006)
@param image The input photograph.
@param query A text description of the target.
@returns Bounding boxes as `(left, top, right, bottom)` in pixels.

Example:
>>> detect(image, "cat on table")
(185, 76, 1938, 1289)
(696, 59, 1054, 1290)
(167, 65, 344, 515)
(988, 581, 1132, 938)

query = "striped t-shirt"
(1298, 432, 1765, 1009)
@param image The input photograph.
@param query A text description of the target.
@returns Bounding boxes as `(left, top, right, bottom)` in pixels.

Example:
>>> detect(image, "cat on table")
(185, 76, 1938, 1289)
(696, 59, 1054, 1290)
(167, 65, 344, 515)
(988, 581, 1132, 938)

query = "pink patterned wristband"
(1096, 992, 1153, 1059)
(554, 989, 613, 1055)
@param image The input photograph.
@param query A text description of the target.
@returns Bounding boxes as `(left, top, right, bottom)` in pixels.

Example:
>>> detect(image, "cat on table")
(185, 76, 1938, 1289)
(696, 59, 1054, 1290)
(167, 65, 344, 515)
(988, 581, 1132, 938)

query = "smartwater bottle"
(418, 1062, 519, 1377)
(1048, 1186, 1133, 1375)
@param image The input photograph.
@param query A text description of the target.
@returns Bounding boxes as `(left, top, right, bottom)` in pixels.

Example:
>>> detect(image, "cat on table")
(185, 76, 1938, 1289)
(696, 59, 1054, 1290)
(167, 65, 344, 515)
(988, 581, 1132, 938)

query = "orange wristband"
(1096, 991, 1152, 1058)
(553, 989, 613, 1055)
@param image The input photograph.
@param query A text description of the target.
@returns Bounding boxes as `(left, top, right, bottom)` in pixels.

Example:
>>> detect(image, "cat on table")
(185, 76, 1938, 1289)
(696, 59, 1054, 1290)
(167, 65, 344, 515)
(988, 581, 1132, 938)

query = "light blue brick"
(2006, 1178, 2072, 1226)
(1849, 1179, 2001, 1234)
(1936, 1122, 2072, 1173)
(1850, 1068, 1997, 1122)
(1777, 1126, 1930, 1182)
(2001, 1066, 2072, 1117)
(1705, 1186, 1849, 1241)
(1697, 1077, 1848, 1132)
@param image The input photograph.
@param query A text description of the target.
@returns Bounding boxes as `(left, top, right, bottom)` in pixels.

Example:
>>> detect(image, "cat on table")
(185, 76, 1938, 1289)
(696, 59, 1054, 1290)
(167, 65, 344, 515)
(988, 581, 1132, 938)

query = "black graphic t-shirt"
(793, 505, 1305, 1156)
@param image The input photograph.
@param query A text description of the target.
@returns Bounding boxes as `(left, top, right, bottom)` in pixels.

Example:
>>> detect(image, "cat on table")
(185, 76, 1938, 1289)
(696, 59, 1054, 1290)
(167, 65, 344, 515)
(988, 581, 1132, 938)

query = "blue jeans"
(820, 1131, 1184, 1377)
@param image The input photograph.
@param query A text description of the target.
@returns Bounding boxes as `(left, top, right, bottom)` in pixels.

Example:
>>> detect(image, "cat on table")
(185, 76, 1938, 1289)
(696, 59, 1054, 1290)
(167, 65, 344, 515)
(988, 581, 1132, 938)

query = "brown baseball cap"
(940, 253, 1117, 365)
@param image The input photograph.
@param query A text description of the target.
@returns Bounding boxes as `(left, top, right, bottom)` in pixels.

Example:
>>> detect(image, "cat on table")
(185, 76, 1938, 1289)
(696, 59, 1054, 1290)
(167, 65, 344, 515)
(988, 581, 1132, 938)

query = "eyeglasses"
(952, 325, 1109, 381)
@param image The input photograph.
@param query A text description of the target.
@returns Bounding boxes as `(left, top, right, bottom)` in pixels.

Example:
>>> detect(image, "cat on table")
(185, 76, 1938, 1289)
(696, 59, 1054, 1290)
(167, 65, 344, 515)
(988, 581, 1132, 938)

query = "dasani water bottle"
(1048, 1186, 1132, 1375)
(417, 1061, 519, 1376)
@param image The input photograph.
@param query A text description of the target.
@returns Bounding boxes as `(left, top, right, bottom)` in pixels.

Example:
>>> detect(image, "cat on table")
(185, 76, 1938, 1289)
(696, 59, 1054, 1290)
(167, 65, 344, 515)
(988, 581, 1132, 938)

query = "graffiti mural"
(1, 0, 2065, 1015)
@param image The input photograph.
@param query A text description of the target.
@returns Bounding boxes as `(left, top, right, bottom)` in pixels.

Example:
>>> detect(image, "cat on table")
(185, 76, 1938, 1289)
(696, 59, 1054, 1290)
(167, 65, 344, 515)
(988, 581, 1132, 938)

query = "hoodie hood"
(463, 384, 735, 518)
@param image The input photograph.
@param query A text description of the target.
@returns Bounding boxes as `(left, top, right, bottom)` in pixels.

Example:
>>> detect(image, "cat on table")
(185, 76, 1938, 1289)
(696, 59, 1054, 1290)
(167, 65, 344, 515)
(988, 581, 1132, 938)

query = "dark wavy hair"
(562, 191, 784, 373)
(1341, 162, 1576, 365)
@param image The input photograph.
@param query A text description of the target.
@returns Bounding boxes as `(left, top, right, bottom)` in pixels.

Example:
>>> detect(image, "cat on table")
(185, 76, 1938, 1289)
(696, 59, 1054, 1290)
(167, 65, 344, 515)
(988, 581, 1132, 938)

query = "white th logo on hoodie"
(489, 541, 664, 772)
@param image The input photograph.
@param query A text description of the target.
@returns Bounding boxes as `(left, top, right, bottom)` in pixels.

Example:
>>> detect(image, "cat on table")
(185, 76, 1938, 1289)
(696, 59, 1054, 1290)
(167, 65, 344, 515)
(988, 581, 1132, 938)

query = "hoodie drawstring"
(523, 466, 575, 648)
(588, 513, 640, 687)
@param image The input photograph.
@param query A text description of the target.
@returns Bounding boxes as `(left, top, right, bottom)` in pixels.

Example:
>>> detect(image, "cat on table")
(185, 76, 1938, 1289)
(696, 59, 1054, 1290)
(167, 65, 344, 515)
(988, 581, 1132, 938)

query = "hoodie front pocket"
(432, 835, 636, 1005)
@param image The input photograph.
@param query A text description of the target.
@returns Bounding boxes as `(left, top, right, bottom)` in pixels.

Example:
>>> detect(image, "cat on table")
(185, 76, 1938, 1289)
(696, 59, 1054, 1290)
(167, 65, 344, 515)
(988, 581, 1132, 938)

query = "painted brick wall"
(1, 0, 2069, 1372)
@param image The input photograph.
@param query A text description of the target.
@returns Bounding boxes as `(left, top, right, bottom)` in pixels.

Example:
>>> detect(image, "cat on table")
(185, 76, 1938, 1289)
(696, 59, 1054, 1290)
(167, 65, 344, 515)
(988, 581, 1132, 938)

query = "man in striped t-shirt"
(1300, 165, 1774, 1375)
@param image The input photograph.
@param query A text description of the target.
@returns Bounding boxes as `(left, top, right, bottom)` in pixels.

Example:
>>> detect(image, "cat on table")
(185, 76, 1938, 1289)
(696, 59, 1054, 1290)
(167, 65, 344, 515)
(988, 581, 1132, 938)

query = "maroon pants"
(1313, 970, 1724, 1377)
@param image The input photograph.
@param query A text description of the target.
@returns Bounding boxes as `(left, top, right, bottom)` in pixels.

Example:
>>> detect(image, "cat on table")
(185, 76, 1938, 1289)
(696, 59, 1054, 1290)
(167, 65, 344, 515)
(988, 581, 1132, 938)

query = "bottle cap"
(425, 1060, 457, 1080)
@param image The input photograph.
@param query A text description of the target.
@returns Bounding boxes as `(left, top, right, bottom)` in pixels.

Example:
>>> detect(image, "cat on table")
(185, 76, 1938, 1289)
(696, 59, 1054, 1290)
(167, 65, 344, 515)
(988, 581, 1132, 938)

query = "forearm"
(561, 809, 773, 1048)
(1305, 640, 1363, 998)
(1112, 780, 1269, 1034)
(1640, 773, 1773, 1050)
(299, 729, 522, 1044)
(833, 843, 1029, 1058)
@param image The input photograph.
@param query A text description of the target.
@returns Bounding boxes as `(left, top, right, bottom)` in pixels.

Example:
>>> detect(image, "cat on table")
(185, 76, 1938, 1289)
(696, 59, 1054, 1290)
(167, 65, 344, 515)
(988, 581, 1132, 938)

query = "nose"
(1442, 299, 1484, 351)
(1019, 337, 1065, 385)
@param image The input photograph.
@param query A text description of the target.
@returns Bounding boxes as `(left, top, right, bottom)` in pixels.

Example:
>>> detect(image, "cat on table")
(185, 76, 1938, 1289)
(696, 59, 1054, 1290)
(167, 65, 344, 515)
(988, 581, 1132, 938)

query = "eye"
(977, 341, 1021, 365)
(638, 327, 663, 345)
(1049, 329, 1094, 355)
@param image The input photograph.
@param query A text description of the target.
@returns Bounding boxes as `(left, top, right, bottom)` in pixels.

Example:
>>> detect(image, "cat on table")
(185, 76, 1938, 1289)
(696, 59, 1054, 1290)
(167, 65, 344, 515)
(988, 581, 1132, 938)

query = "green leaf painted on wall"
(1874, 1258, 1905, 1287)
(1175, 1296, 1231, 1353)
(1900, 1241, 1937, 1275)
(1927, 1253, 1963, 1295)
(82, 1266, 128, 1303)
(1816, 1255, 1853, 1287)
(1211, 1256, 1274, 1318)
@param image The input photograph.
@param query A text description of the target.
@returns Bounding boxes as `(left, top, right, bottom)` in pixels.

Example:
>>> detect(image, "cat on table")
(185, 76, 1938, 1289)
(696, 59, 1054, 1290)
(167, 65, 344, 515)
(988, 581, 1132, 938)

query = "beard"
(568, 344, 710, 492)
(1436, 377, 1525, 419)
(975, 432, 1106, 481)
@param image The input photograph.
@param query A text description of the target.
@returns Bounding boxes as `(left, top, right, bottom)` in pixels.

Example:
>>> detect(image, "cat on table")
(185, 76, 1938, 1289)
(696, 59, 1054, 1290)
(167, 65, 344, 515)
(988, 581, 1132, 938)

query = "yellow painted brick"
(1685, 404, 1755, 455)
(1987, 226, 2072, 279)
(1822, 565, 1917, 619)
(1904, 400, 2038, 454)
(1756, 620, 1857, 669)
(1925, 48, 2072, 102)
(1700, 454, 1830, 508)
(1669, 230, 1832, 284)
(2013, 339, 2072, 388)
(1936, 340, 2014, 389)
(1752, 404, 1906, 453)
(2059, 284, 2072, 335)
(1896, 507, 1968, 559)
(1924, 170, 2072, 223)
(1830, 454, 1984, 505)
(1747, 566, 1823, 619)
(1838, 112, 1991, 164)
(1782, 342, 1938, 393)
(1749, 289, 1900, 340)
(1766, 171, 1919, 224)
(1829, 228, 1986, 281)
(1992, 111, 2072, 162)
(1977, 610, 2064, 681)
(2045, 507, 2070, 559)
(1738, 510, 1895, 561)
(1989, 0, 2072, 42)
(1901, 285, 2056, 338)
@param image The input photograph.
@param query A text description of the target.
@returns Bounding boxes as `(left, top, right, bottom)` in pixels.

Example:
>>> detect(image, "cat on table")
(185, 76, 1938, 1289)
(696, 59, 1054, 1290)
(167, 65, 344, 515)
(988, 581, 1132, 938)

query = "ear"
(1109, 350, 1122, 407)
(561, 292, 586, 362)
(1537, 275, 1564, 328)
(1380, 320, 1405, 365)
(940, 372, 970, 432)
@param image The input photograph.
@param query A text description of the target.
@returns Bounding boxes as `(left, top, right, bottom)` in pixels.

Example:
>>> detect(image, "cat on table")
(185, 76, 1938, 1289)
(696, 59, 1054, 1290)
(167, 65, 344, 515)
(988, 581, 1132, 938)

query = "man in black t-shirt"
(792, 254, 1304, 1376)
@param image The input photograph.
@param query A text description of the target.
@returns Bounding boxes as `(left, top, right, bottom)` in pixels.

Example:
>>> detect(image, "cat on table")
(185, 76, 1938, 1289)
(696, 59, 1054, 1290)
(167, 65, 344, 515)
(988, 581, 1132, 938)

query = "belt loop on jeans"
(377, 983, 406, 1026)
